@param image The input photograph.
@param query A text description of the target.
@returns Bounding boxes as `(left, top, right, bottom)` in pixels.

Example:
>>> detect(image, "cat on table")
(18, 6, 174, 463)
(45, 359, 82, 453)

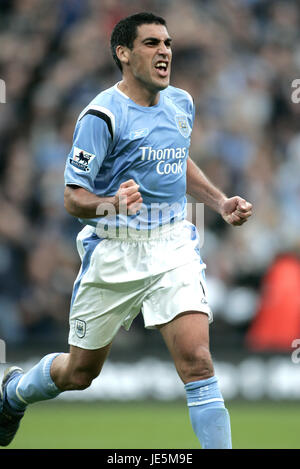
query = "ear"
(116, 45, 130, 67)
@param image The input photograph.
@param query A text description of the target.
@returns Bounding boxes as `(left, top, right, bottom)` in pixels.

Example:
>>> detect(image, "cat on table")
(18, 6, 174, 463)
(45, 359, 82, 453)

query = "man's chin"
(158, 82, 169, 90)
(137, 75, 170, 94)
(153, 78, 170, 91)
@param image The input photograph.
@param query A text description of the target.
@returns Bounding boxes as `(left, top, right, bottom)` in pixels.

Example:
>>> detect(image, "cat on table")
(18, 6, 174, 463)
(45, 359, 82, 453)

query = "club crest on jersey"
(175, 114, 190, 138)
(69, 147, 96, 172)
(75, 319, 86, 338)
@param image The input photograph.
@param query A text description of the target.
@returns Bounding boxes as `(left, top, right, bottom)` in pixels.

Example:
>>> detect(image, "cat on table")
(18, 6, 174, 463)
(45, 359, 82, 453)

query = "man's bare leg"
(0, 343, 111, 446)
(158, 312, 232, 449)
(51, 344, 112, 391)
(4, 343, 112, 410)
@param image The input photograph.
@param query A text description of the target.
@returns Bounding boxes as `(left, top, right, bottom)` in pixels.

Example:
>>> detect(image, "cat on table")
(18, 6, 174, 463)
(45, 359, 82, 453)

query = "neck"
(118, 79, 160, 107)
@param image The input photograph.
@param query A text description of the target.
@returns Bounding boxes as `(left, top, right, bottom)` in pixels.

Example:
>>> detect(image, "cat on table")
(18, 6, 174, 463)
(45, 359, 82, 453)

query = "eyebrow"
(142, 37, 172, 44)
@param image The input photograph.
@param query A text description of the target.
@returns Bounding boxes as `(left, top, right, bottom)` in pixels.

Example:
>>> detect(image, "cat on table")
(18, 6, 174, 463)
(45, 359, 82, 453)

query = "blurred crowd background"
(1, 0, 300, 358)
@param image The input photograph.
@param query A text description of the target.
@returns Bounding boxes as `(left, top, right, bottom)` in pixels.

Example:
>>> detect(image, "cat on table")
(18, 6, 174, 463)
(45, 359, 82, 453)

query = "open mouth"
(154, 61, 169, 77)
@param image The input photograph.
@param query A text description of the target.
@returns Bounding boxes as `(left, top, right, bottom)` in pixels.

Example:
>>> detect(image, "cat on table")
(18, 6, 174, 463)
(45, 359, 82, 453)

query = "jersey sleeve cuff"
(64, 180, 94, 193)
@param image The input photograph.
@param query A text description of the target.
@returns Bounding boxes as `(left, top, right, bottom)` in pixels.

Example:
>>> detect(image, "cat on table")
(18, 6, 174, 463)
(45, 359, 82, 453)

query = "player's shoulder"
(77, 84, 125, 140)
(162, 85, 194, 113)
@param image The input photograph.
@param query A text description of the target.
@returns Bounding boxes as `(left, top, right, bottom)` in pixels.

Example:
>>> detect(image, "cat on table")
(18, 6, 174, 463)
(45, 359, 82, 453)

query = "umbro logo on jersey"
(69, 147, 96, 172)
(129, 128, 149, 140)
(175, 114, 191, 138)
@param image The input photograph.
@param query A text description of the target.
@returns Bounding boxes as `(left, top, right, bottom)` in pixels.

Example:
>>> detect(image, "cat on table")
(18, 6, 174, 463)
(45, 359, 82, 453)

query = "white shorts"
(68, 220, 213, 349)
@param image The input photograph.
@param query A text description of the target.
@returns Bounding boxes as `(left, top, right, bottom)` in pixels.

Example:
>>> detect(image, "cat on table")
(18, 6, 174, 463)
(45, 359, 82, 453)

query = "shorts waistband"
(94, 220, 184, 241)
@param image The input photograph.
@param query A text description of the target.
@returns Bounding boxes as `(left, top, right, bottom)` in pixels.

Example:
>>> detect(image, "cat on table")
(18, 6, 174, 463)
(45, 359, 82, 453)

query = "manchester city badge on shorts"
(175, 114, 191, 138)
(75, 319, 86, 338)
(69, 147, 96, 172)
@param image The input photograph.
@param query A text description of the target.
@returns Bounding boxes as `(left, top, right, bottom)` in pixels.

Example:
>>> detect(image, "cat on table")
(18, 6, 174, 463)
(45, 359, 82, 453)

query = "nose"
(157, 41, 170, 56)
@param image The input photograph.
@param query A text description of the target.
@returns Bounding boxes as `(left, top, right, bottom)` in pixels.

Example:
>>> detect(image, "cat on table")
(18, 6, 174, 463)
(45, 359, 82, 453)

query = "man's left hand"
(220, 196, 253, 226)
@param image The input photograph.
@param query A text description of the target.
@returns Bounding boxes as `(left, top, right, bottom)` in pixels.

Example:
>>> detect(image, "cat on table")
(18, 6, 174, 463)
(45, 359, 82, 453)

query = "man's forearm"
(64, 185, 115, 218)
(186, 157, 227, 214)
(64, 180, 142, 219)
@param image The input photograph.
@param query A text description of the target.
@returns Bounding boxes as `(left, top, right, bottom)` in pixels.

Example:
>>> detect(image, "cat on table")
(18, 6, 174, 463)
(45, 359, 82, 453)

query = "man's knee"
(57, 362, 101, 391)
(51, 345, 111, 392)
(180, 345, 214, 383)
(67, 368, 99, 390)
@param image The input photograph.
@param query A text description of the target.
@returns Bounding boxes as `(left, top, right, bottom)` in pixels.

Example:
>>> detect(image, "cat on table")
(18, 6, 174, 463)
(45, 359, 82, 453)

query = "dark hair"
(110, 12, 167, 71)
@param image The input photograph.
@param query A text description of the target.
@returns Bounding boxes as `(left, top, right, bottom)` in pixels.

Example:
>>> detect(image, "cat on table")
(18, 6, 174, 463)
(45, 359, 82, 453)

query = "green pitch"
(2, 400, 300, 449)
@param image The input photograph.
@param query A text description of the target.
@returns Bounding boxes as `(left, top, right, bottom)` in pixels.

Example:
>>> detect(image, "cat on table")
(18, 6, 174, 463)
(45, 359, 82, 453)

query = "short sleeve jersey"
(64, 83, 195, 231)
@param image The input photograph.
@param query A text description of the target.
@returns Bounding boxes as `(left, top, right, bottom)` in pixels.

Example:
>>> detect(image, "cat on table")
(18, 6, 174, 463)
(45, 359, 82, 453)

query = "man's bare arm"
(186, 157, 227, 213)
(64, 180, 143, 218)
(186, 157, 252, 226)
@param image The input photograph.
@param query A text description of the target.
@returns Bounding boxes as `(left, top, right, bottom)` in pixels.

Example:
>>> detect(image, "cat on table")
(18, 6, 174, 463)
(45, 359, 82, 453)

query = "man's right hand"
(114, 179, 143, 215)
(64, 180, 143, 219)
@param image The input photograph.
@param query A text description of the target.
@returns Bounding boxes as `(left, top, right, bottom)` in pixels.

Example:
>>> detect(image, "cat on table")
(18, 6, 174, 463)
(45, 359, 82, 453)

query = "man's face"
(125, 23, 172, 92)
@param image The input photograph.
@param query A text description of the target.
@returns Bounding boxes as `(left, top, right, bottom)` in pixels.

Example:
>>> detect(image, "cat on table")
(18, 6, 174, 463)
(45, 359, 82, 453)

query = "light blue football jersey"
(64, 83, 195, 231)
